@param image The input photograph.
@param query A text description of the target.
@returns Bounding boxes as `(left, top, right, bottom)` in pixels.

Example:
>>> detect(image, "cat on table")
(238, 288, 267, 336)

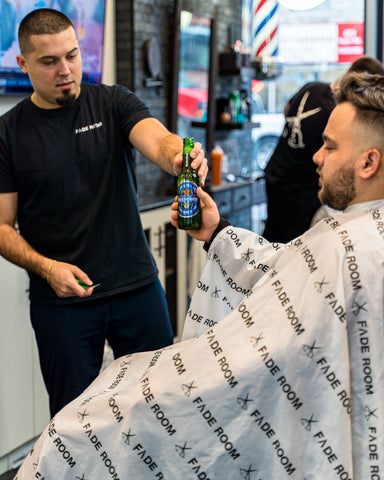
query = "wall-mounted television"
(0, 0, 106, 95)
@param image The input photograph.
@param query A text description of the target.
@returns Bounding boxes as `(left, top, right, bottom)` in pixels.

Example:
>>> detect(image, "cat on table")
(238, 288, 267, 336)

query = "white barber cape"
(16, 201, 384, 480)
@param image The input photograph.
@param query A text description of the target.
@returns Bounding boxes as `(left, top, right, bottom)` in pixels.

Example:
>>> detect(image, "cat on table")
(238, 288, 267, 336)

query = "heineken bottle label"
(178, 180, 199, 217)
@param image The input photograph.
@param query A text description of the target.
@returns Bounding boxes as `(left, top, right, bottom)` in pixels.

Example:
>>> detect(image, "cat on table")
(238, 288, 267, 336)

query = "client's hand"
(171, 187, 220, 242)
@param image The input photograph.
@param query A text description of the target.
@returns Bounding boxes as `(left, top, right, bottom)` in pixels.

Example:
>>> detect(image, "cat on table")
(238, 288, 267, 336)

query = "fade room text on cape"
(15, 200, 384, 479)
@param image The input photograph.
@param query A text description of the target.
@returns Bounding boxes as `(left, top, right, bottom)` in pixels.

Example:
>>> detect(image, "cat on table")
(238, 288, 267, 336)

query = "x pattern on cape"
(15, 200, 384, 480)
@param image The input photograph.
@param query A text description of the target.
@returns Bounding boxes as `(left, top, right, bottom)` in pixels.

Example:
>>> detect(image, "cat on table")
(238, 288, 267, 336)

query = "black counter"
(137, 177, 266, 215)
(138, 194, 174, 212)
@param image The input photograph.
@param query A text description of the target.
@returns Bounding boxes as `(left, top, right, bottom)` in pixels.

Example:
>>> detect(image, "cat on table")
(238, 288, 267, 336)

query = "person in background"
(262, 54, 384, 243)
(0, 8, 207, 417)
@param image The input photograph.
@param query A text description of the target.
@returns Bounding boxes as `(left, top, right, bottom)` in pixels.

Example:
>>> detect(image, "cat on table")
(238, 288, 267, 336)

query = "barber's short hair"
(18, 8, 75, 55)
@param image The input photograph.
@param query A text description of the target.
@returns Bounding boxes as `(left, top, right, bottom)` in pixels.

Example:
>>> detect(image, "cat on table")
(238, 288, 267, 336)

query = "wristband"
(46, 260, 57, 284)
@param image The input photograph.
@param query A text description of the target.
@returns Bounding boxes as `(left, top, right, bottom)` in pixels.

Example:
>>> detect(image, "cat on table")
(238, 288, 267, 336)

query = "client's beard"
(56, 89, 76, 107)
(318, 163, 356, 211)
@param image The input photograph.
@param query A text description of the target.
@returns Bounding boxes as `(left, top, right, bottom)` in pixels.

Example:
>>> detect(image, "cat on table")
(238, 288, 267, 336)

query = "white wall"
(0, 96, 22, 115)
(102, 0, 116, 86)
(365, 0, 378, 58)
(0, 0, 116, 116)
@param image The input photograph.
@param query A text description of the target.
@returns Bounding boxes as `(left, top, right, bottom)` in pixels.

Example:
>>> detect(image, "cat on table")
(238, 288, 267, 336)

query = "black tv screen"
(0, 0, 106, 94)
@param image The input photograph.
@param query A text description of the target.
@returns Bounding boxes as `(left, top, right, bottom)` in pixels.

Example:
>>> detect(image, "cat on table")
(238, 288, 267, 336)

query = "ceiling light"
(278, 0, 326, 10)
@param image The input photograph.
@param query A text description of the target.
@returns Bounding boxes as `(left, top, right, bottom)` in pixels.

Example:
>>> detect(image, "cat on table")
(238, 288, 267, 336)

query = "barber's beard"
(318, 163, 356, 211)
(56, 89, 76, 107)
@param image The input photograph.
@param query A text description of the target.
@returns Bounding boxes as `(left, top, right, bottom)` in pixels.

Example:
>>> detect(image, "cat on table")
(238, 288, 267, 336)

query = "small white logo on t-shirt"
(75, 121, 103, 134)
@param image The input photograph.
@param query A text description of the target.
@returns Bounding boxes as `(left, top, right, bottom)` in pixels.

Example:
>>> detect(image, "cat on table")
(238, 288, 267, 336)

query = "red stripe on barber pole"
(255, 0, 268, 14)
(256, 25, 278, 56)
(252, 0, 279, 58)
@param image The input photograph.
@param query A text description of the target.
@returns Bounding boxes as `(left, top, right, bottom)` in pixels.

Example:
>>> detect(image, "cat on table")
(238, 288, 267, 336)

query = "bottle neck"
(182, 138, 194, 170)
(183, 153, 191, 169)
(182, 147, 193, 169)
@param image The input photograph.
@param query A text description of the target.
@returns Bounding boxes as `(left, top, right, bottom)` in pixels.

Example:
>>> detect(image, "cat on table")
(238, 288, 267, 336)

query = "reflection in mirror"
(177, 11, 211, 139)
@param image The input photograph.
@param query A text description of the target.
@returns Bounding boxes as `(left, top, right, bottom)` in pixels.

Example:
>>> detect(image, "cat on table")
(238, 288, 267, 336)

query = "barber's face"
(16, 26, 82, 109)
(313, 103, 359, 211)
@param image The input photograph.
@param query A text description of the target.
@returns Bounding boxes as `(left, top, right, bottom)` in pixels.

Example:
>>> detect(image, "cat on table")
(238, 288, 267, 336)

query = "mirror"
(176, 11, 212, 141)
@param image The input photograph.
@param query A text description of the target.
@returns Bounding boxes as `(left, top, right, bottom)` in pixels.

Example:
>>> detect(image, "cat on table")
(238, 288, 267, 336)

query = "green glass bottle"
(177, 137, 202, 230)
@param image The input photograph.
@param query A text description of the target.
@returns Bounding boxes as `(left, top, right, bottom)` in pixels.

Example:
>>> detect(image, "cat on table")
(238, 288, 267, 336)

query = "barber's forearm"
(156, 132, 183, 174)
(0, 224, 52, 279)
(130, 118, 182, 174)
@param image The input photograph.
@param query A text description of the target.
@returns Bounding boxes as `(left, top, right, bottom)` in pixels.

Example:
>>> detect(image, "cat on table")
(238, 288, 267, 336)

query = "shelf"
(191, 121, 260, 130)
(216, 121, 260, 130)
(218, 52, 284, 80)
(219, 52, 251, 75)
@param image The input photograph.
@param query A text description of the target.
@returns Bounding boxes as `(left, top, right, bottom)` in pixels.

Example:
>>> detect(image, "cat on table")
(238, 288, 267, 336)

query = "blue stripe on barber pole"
(252, 0, 279, 58)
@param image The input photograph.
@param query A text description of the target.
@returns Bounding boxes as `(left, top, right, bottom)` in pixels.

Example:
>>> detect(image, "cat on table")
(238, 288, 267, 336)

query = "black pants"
(31, 279, 173, 417)
(263, 180, 321, 243)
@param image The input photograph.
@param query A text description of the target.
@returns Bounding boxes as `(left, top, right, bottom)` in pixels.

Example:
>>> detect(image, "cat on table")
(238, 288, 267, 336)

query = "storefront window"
(244, 0, 365, 112)
(242, 0, 365, 170)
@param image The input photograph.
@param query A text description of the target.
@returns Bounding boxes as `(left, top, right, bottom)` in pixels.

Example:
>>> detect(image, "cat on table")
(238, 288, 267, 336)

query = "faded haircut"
(18, 8, 75, 55)
(347, 55, 384, 76)
(334, 72, 384, 148)
(335, 72, 384, 117)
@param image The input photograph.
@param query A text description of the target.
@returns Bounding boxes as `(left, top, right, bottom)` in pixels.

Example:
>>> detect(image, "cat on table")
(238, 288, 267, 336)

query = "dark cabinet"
(208, 178, 266, 231)
(140, 206, 187, 340)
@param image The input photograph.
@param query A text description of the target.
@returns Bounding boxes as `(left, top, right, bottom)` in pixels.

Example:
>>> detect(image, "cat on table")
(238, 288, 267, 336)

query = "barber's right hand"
(171, 187, 220, 242)
(46, 260, 95, 298)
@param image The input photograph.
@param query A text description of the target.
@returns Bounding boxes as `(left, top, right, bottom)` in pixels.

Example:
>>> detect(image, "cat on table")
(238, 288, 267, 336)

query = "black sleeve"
(0, 116, 16, 193)
(203, 217, 231, 252)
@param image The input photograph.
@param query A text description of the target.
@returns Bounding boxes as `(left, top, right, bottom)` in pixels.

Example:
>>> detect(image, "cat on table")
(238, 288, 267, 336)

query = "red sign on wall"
(338, 23, 364, 63)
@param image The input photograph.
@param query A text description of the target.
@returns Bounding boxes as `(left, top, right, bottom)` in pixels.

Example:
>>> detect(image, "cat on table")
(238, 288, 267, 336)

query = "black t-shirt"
(264, 82, 335, 185)
(0, 83, 158, 304)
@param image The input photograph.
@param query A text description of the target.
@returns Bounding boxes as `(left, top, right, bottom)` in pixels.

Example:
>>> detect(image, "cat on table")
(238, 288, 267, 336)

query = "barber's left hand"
(172, 141, 208, 186)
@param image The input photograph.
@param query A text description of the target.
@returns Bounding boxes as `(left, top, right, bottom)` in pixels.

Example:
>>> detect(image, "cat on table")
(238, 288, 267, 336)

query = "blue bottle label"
(178, 180, 198, 218)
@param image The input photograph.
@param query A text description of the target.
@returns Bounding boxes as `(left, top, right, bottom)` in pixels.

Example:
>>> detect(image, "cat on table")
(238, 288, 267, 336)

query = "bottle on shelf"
(229, 90, 241, 123)
(210, 145, 224, 186)
(239, 89, 250, 123)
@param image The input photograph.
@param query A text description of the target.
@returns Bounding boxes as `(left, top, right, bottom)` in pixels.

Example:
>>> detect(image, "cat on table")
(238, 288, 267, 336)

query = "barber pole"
(242, 0, 253, 48)
(252, 0, 279, 58)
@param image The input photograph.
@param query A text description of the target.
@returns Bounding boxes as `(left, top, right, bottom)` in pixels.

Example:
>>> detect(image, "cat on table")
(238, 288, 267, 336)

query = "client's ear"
(359, 148, 380, 179)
